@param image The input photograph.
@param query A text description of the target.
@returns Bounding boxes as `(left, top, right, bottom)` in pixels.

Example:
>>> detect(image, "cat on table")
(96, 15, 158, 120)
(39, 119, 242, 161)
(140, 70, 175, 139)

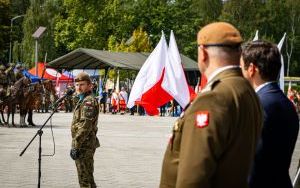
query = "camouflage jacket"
(0, 72, 8, 86)
(15, 71, 24, 81)
(5, 67, 16, 84)
(71, 92, 100, 150)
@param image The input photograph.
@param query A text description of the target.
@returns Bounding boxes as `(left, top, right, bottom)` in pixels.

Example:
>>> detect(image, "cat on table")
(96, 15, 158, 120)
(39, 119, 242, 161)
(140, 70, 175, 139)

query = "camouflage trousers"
(75, 149, 97, 188)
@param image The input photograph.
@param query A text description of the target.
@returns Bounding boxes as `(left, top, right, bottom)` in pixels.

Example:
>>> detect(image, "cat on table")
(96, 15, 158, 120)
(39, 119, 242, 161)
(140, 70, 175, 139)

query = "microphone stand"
(19, 101, 62, 188)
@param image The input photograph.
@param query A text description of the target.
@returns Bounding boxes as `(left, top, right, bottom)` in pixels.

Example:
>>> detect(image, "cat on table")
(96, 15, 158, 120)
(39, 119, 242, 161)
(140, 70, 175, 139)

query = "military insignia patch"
(195, 111, 209, 128)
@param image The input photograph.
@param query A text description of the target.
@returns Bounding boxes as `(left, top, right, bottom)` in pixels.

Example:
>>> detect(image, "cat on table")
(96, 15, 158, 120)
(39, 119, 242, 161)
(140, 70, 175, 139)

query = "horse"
(1, 77, 59, 127)
(3, 76, 32, 127)
(21, 79, 58, 127)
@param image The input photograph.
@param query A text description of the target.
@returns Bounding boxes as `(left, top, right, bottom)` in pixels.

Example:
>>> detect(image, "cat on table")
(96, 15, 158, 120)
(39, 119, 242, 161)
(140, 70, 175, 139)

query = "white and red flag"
(162, 30, 195, 109)
(277, 32, 286, 92)
(127, 32, 172, 115)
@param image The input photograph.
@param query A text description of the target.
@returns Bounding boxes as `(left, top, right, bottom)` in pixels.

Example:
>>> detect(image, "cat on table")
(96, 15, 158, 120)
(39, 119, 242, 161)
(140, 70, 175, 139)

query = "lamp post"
(32, 26, 46, 76)
(9, 15, 25, 64)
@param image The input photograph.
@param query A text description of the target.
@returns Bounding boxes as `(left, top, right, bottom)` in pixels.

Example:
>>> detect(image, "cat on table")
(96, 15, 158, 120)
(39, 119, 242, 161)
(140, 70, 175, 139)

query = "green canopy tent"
(47, 48, 200, 86)
(47, 48, 198, 71)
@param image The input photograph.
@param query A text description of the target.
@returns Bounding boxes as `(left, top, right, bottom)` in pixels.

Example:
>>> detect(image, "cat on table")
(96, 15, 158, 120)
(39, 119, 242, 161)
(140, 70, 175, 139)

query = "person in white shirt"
(119, 87, 128, 114)
(111, 89, 119, 114)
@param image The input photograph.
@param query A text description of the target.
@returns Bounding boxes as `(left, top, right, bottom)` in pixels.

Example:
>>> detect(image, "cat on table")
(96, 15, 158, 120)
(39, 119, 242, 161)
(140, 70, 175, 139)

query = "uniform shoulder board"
(200, 79, 220, 93)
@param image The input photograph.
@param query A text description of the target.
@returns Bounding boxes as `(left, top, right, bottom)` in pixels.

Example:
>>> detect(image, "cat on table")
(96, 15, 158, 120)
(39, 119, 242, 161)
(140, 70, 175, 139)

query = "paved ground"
(0, 112, 300, 188)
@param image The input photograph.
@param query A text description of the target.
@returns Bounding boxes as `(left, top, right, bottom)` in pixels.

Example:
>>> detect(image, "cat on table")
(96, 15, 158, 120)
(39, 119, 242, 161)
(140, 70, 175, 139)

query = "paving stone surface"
(0, 112, 299, 187)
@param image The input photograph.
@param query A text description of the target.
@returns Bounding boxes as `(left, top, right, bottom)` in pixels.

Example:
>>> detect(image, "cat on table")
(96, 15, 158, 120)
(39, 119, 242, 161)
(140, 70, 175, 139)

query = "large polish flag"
(162, 30, 195, 109)
(127, 32, 172, 115)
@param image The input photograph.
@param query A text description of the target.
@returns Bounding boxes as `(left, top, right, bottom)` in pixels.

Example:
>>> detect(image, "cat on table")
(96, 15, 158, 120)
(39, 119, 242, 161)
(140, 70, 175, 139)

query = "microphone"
(52, 88, 75, 108)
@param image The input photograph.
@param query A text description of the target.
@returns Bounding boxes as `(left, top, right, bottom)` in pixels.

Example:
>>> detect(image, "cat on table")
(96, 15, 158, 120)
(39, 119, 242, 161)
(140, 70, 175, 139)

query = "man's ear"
(200, 46, 208, 63)
(248, 63, 257, 77)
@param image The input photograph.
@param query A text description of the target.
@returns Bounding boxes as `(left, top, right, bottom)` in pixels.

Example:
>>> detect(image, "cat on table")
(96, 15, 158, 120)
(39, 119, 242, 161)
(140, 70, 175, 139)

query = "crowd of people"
(98, 87, 128, 115)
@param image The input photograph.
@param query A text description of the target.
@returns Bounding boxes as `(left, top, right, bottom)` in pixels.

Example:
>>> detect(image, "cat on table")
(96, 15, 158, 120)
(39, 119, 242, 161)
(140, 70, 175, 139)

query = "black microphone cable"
(42, 116, 55, 157)
(42, 88, 75, 156)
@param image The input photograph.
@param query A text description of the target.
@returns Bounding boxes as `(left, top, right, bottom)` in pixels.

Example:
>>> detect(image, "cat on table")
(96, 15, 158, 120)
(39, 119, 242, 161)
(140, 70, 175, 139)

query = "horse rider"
(15, 64, 25, 81)
(5, 63, 16, 85)
(0, 65, 9, 103)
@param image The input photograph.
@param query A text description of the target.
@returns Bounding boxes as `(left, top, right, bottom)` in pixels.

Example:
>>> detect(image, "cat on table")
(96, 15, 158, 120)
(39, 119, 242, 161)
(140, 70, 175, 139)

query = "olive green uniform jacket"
(71, 93, 100, 150)
(160, 68, 263, 188)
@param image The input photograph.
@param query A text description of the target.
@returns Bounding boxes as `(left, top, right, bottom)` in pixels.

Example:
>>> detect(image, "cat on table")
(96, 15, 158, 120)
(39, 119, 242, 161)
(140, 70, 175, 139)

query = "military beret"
(197, 22, 243, 47)
(75, 72, 91, 83)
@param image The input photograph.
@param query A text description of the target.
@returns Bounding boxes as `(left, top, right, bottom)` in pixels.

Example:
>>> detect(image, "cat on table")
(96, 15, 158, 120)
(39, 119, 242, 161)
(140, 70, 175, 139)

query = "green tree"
(285, 0, 300, 76)
(220, 0, 266, 41)
(22, 0, 63, 67)
(107, 27, 152, 82)
(220, 0, 300, 77)
(108, 27, 152, 52)
(54, 0, 134, 52)
(0, 0, 10, 63)
(167, 0, 223, 60)
(9, 0, 30, 64)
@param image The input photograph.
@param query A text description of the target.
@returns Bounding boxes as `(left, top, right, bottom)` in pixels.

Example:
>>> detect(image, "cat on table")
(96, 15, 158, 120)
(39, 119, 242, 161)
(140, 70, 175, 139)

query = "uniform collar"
(77, 91, 92, 101)
(255, 81, 277, 93)
(207, 65, 240, 83)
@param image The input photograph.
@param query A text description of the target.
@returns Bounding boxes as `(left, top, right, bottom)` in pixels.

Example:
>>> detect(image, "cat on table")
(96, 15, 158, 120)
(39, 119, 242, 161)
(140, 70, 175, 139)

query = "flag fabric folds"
(253, 30, 259, 41)
(277, 33, 286, 92)
(127, 31, 195, 115)
(162, 30, 194, 109)
(116, 70, 120, 93)
(98, 77, 103, 99)
(127, 32, 172, 115)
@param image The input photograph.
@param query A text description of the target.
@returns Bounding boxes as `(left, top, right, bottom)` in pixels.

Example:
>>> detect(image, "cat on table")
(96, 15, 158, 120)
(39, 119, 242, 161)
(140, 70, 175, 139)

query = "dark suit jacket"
(249, 82, 299, 188)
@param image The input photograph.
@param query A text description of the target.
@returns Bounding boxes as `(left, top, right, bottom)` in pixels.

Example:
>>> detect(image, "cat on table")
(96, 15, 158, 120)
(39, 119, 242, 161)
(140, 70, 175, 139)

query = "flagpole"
(293, 167, 300, 187)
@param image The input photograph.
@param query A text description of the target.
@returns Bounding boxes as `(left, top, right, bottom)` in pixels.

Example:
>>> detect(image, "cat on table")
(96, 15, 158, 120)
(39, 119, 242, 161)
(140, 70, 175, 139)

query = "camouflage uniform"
(5, 63, 16, 85)
(71, 91, 100, 188)
(15, 64, 24, 81)
(64, 88, 74, 112)
(0, 65, 8, 100)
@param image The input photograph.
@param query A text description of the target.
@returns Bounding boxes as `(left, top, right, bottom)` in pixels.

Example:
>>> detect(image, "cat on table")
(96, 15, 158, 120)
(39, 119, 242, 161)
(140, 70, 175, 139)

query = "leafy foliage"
(0, 0, 10, 63)
(107, 27, 152, 81)
(1, 0, 300, 76)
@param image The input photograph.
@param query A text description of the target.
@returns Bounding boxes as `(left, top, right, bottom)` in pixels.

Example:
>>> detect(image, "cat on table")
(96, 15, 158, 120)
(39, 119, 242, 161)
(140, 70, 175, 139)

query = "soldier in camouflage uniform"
(70, 72, 100, 188)
(15, 64, 24, 81)
(0, 65, 9, 102)
(5, 63, 16, 85)
(5, 63, 16, 97)
(64, 86, 74, 112)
